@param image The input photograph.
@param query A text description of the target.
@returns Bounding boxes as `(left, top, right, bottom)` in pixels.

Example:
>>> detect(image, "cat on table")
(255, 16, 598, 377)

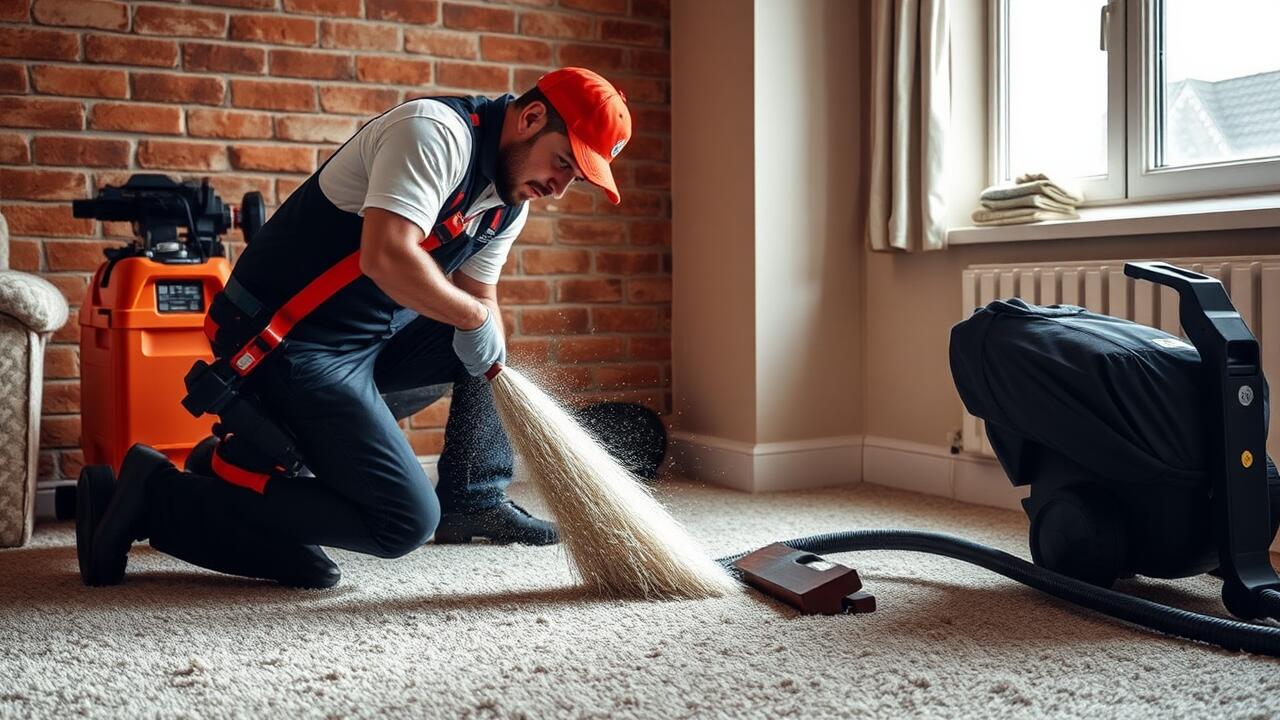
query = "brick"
(32, 0, 127, 29)
(613, 76, 665, 103)
(590, 307, 657, 332)
(3, 204, 93, 237)
(559, 0, 624, 13)
(600, 18, 664, 47)
(631, 107, 669, 133)
(520, 10, 592, 39)
(187, 108, 272, 139)
(408, 395, 450, 428)
(31, 136, 130, 166)
(599, 189, 663, 216)
(31, 65, 127, 98)
(625, 277, 669, 303)
(318, 84, 398, 115)
(0, 168, 86, 200)
(206, 175, 275, 206)
(616, 133, 665, 161)
(556, 219, 626, 245)
(519, 216, 552, 244)
(59, 449, 84, 479)
(201, 0, 274, 7)
(556, 43, 625, 73)
(507, 338, 550, 365)
(1, 0, 29, 21)
(134, 5, 227, 37)
(8, 239, 40, 269)
(631, 0, 668, 19)
(37, 451, 55, 481)
(630, 49, 669, 76)
(320, 19, 398, 51)
(42, 381, 80, 414)
(275, 114, 358, 143)
(496, 278, 550, 304)
(595, 364, 660, 390)
(277, 177, 303, 200)
(270, 48, 353, 80)
(406, 428, 444, 455)
(0, 27, 79, 60)
(512, 67, 542, 90)
(45, 273, 89, 305)
(0, 95, 82, 128)
(132, 72, 226, 105)
(557, 278, 621, 303)
(595, 250, 658, 275)
(136, 139, 228, 171)
(520, 248, 588, 275)
(51, 319, 80, 344)
(435, 62, 508, 92)
(480, 35, 550, 65)
(355, 55, 431, 85)
(442, 3, 512, 32)
(100, 219, 132, 238)
(0, 133, 29, 164)
(283, 0, 360, 16)
(85, 34, 179, 67)
(183, 41, 266, 74)
(230, 79, 317, 111)
(40, 415, 80, 448)
(229, 15, 317, 46)
(629, 220, 669, 246)
(366, 0, 438, 24)
(89, 102, 181, 134)
(556, 336, 625, 362)
(628, 335, 669, 361)
(229, 145, 315, 173)
(634, 164, 668, 189)
(0, 62, 26, 92)
(520, 307, 588, 335)
(533, 186, 594, 215)
(45, 240, 116, 270)
(403, 28, 475, 58)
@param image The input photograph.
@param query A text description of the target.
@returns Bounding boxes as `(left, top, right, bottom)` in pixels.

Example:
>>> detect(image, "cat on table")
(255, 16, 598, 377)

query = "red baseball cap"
(537, 67, 631, 205)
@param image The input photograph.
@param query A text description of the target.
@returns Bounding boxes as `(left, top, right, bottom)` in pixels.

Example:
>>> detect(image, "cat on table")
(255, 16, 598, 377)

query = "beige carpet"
(2, 479, 1280, 719)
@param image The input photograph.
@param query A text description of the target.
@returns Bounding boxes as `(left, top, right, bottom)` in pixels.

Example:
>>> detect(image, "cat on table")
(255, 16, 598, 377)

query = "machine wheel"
(239, 191, 265, 244)
(1028, 485, 1128, 588)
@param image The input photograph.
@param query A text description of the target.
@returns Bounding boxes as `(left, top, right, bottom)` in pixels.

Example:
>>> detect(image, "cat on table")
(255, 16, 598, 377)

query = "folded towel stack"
(971, 173, 1084, 226)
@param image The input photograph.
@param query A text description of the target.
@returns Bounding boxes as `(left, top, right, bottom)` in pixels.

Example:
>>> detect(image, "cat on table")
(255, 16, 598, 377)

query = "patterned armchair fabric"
(0, 212, 69, 547)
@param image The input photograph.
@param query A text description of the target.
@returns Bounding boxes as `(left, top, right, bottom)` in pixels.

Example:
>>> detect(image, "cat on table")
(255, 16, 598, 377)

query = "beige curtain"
(866, 0, 951, 252)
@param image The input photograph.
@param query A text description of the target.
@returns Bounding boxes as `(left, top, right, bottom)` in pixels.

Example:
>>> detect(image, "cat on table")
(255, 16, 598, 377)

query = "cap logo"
(610, 139, 626, 158)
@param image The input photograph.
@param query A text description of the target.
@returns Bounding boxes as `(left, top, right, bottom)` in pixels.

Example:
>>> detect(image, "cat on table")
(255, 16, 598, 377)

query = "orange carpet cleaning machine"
(72, 174, 264, 470)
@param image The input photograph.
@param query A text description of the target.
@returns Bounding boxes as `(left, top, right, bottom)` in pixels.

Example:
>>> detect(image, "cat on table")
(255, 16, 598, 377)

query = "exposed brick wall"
(0, 0, 671, 481)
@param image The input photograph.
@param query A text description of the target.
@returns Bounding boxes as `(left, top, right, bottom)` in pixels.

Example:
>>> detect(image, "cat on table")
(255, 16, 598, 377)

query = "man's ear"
(517, 100, 549, 140)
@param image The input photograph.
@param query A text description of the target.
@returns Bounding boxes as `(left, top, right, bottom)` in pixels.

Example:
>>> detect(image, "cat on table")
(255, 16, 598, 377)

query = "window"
(992, 0, 1280, 204)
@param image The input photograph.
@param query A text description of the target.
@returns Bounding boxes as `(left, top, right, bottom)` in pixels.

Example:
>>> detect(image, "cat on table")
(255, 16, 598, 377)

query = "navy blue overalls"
(144, 95, 525, 578)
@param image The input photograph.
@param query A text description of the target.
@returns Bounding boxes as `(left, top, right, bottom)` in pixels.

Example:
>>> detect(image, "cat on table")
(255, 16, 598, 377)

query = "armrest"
(0, 270, 69, 335)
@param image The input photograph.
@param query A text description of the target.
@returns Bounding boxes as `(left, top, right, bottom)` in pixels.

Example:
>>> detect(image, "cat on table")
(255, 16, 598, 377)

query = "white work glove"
(452, 306, 506, 377)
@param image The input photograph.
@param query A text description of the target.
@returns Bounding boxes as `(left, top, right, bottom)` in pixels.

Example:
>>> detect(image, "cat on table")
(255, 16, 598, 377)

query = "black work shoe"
(274, 545, 342, 589)
(77, 443, 171, 587)
(434, 501, 560, 546)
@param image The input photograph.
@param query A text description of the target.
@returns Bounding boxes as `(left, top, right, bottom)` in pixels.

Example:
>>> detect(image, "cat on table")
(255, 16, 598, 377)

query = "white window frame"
(991, 0, 1280, 206)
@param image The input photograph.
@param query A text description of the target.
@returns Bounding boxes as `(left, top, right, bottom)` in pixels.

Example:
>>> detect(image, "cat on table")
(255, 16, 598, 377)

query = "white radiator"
(960, 255, 1280, 464)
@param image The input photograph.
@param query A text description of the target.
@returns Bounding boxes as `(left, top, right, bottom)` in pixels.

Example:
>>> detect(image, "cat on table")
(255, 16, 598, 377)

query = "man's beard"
(494, 136, 537, 205)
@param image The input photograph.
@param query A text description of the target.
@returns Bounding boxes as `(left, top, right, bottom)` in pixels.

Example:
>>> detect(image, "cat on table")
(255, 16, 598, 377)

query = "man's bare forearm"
(362, 242, 488, 330)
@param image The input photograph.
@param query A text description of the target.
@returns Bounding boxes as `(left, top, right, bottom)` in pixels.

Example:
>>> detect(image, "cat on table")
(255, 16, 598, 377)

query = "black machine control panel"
(156, 281, 204, 314)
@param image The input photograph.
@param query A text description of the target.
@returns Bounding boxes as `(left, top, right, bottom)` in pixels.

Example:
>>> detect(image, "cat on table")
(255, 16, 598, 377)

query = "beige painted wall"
(670, 0, 758, 444)
(671, 0, 864, 446)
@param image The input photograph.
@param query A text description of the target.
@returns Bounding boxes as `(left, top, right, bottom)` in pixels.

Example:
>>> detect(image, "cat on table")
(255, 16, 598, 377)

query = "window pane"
(1158, 0, 1280, 168)
(1005, 0, 1108, 180)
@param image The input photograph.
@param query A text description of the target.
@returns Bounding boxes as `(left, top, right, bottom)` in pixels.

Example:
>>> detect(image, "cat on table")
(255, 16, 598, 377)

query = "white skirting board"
(666, 431, 864, 493)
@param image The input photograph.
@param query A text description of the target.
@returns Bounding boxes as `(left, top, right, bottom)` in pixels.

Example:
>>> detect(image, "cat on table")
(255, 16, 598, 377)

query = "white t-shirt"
(316, 98, 527, 285)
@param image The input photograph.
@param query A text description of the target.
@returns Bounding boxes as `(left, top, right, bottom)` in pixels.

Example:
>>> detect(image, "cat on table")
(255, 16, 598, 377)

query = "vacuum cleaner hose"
(719, 530, 1280, 657)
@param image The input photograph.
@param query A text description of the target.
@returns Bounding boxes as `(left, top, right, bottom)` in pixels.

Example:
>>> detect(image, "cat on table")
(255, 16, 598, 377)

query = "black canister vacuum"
(722, 261, 1280, 657)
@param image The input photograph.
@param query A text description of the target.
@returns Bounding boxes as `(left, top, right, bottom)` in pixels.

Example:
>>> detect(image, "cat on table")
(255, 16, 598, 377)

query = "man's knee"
(370, 488, 440, 559)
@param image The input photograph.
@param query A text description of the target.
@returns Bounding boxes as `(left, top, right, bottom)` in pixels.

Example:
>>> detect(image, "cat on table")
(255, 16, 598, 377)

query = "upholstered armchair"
(0, 211, 70, 547)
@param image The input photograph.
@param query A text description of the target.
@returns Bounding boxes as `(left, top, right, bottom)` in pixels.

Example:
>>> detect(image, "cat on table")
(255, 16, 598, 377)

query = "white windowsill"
(947, 193, 1280, 246)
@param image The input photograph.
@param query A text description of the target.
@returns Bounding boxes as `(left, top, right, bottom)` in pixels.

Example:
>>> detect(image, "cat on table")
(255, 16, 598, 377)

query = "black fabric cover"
(950, 299, 1271, 490)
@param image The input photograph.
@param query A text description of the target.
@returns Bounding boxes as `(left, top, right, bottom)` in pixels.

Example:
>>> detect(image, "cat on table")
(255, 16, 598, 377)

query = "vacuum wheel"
(1028, 485, 1128, 588)
(75, 465, 116, 582)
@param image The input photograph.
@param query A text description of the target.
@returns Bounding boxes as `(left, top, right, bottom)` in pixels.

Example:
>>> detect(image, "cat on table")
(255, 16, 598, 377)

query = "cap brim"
(568, 132, 620, 205)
